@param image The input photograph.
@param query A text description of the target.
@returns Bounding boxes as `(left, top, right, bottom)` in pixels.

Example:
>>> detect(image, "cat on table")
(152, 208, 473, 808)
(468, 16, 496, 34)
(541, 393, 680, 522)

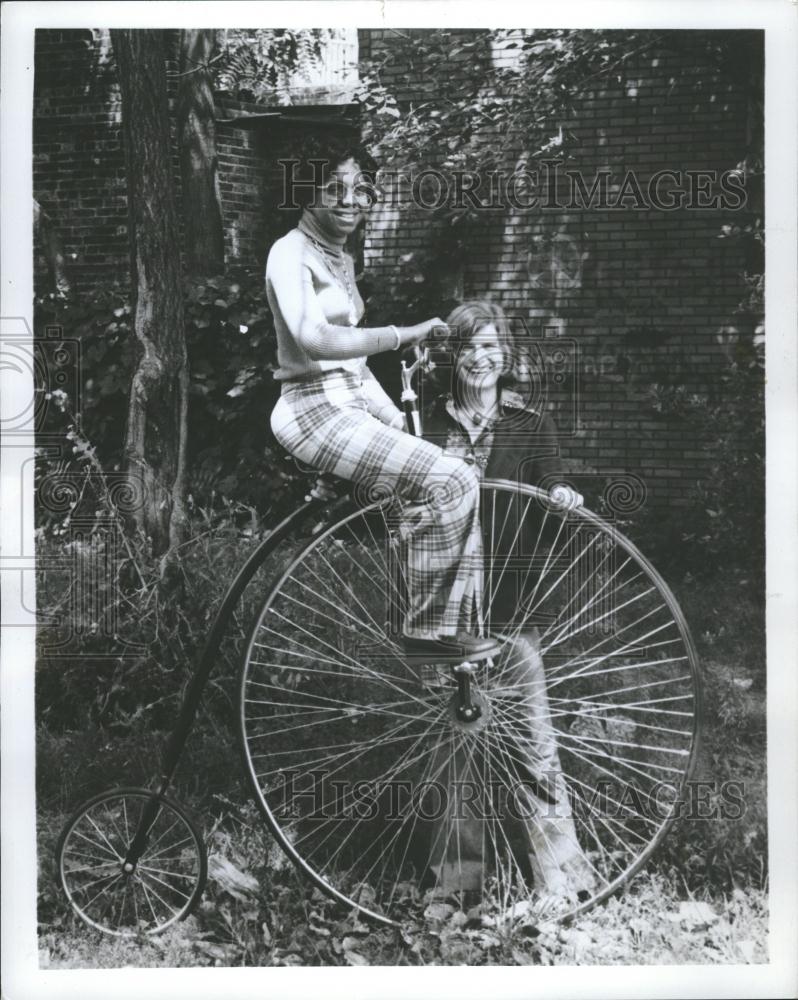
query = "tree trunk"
(178, 29, 225, 276)
(112, 29, 189, 557)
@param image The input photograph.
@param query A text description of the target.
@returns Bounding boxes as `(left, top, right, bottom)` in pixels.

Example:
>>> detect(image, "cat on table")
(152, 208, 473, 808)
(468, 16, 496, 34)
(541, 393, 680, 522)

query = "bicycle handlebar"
(400, 345, 436, 437)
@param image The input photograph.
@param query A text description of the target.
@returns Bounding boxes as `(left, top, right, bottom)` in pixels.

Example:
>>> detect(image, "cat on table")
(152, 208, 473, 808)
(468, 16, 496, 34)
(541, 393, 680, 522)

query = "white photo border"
(2, 2, 796, 998)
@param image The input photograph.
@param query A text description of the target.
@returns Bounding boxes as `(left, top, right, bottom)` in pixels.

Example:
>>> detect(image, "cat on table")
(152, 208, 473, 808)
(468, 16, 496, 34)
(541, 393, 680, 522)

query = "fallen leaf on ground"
(274, 952, 303, 966)
(736, 939, 759, 963)
(629, 916, 651, 935)
(535, 919, 560, 939)
(502, 899, 534, 922)
(207, 854, 260, 900)
(561, 928, 593, 957)
(676, 900, 718, 929)
(424, 901, 455, 922)
(466, 929, 501, 949)
(193, 940, 237, 962)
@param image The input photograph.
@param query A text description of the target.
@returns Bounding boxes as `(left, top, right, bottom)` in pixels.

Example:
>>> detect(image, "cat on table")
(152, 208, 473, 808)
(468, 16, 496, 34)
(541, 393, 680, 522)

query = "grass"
(38, 859, 768, 968)
(34, 526, 768, 968)
(38, 762, 769, 969)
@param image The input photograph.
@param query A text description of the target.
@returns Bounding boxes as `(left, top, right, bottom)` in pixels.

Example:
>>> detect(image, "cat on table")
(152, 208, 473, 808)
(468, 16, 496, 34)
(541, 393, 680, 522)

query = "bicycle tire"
(55, 786, 208, 936)
(238, 480, 701, 927)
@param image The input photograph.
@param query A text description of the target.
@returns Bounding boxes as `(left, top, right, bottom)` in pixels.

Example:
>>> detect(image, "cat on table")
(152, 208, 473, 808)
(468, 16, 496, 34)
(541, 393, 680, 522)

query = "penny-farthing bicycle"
(55, 348, 702, 936)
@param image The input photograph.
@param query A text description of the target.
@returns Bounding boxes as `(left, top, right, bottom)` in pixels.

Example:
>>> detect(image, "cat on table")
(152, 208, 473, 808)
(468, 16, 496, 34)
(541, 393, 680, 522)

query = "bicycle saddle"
(281, 453, 346, 500)
(401, 632, 501, 665)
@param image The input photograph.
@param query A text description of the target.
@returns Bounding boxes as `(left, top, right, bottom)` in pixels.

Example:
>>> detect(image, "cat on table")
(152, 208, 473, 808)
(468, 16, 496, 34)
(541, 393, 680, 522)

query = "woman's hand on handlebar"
(399, 318, 449, 348)
(548, 484, 584, 512)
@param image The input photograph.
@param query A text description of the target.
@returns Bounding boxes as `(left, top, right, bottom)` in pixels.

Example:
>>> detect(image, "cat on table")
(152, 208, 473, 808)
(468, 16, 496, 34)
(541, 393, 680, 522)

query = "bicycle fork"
(452, 660, 482, 723)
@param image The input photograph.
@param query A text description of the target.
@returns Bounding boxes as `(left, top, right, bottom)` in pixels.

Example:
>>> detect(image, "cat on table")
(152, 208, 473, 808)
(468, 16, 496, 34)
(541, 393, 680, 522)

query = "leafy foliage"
(627, 213, 764, 583)
(181, 267, 304, 515)
(358, 29, 761, 188)
(35, 268, 306, 524)
(35, 287, 136, 471)
(214, 29, 329, 102)
(681, 342, 764, 579)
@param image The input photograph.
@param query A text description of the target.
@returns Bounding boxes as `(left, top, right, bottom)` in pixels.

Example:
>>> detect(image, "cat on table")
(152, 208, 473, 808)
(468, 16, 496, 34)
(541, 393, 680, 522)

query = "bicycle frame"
(59, 345, 703, 934)
(122, 496, 327, 866)
(123, 351, 437, 865)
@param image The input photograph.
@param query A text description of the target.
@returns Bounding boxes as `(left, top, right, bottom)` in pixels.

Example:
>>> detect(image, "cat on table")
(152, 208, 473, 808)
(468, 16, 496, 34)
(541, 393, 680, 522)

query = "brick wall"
(357, 29, 761, 509)
(33, 29, 128, 292)
(215, 100, 274, 267)
(32, 28, 762, 513)
(215, 103, 363, 269)
(32, 31, 350, 289)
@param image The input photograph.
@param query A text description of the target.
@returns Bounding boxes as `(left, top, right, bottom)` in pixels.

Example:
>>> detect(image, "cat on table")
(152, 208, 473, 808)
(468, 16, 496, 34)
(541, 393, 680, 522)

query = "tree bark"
(177, 29, 225, 276)
(112, 29, 189, 557)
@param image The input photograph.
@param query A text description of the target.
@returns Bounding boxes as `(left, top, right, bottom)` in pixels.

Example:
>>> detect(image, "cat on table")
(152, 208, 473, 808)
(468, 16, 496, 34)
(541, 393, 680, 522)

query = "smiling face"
(305, 157, 372, 241)
(456, 323, 507, 395)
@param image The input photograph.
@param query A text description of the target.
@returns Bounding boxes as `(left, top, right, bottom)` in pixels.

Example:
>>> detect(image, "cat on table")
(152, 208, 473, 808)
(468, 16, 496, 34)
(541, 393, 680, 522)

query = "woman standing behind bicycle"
(420, 300, 595, 903)
(266, 137, 497, 661)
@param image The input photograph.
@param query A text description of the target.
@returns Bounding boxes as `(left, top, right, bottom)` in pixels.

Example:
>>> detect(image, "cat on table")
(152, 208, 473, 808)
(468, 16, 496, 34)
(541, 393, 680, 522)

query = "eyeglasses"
(315, 180, 379, 209)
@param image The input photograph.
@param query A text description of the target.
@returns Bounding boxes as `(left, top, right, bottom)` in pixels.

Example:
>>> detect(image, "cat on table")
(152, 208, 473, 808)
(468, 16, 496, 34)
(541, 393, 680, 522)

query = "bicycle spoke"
(332, 728, 459, 898)
(144, 833, 198, 863)
(135, 868, 192, 902)
(84, 813, 124, 860)
(262, 608, 430, 711)
(305, 543, 396, 636)
(239, 482, 700, 927)
(136, 870, 182, 919)
(58, 791, 205, 935)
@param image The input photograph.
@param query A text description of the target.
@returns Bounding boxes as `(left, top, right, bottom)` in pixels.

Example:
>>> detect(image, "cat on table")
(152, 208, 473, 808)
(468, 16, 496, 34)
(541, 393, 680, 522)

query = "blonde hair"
(441, 301, 515, 403)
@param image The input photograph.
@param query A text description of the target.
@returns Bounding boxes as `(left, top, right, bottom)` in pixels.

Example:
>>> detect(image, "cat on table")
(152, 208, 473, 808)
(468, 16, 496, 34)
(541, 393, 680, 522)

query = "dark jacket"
(423, 389, 564, 632)
(421, 388, 563, 488)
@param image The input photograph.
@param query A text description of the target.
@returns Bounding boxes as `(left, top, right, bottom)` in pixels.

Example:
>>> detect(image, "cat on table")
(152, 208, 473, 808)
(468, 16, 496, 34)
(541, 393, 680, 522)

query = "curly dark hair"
(283, 132, 380, 210)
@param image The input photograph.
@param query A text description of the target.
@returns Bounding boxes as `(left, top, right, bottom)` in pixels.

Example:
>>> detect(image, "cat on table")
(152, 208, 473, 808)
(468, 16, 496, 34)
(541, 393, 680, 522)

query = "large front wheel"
(239, 481, 701, 927)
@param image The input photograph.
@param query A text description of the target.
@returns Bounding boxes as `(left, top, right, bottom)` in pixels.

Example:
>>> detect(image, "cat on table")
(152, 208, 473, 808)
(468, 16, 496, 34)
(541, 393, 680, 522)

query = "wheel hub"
(447, 690, 490, 732)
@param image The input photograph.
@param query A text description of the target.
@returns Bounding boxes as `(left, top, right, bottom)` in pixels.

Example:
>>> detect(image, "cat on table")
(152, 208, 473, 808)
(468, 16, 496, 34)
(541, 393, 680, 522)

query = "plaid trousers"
(271, 370, 482, 637)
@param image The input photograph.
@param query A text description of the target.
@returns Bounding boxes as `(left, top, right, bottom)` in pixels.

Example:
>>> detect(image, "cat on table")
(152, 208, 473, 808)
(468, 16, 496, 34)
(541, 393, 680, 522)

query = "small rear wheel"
(55, 786, 207, 936)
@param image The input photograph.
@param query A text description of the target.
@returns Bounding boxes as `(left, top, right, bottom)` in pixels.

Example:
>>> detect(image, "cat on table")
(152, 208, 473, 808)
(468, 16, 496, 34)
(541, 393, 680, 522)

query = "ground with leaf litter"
(37, 577, 768, 967)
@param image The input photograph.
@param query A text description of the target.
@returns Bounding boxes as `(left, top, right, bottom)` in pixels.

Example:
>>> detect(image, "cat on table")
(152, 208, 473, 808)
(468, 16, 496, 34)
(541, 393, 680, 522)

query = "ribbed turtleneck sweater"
(265, 211, 400, 381)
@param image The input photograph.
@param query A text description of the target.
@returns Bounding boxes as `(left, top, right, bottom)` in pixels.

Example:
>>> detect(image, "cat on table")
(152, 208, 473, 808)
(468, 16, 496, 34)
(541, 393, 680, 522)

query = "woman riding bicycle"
(267, 136, 496, 662)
